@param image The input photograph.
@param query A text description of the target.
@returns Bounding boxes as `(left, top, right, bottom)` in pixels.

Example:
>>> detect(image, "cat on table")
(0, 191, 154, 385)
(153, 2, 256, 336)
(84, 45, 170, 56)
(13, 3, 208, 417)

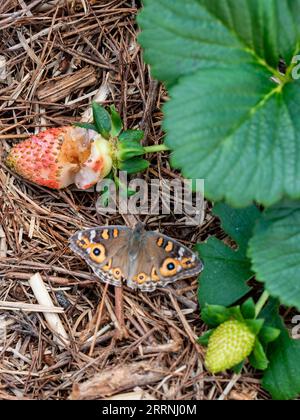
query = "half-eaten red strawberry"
(6, 127, 113, 190)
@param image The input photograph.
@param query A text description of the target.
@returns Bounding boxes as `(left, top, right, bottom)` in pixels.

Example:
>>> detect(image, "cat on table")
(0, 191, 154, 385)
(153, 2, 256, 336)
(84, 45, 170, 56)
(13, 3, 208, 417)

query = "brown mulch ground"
(0, 0, 267, 400)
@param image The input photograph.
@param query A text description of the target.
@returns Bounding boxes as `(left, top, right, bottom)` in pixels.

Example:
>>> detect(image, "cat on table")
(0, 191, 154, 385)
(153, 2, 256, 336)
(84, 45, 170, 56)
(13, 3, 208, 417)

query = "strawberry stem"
(255, 291, 270, 318)
(143, 144, 170, 154)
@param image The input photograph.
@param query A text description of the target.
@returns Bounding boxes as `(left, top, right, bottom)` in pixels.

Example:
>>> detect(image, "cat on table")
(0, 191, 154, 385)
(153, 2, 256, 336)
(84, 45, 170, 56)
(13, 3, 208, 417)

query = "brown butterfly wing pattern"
(70, 224, 203, 292)
(127, 231, 203, 292)
(69, 226, 131, 287)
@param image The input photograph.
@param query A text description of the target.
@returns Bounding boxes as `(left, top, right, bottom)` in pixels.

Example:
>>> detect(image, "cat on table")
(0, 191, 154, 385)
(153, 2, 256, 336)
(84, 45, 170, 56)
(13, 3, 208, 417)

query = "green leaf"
(113, 176, 136, 198)
(110, 105, 123, 137)
(198, 330, 214, 346)
(261, 307, 300, 400)
(241, 298, 256, 320)
(248, 201, 300, 310)
(118, 158, 150, 174)
(197, 204, 260, 307)
(73, 122, 98, 132)
(92, 102, 111, 139)
(213, 203, 261, 253)
(138, 0, 256, 85)
(259, 326, 281, 345)
(117, 141, 145, 161)
(244, 319, 264, 336)
(197, 238, 252, 307)
(119, 130, 144, 143)
(249, 339, 269, 371)
(232, 361, 245, 374)
(138, 0, 300, 207)
(201, 304, 243, 328)
(138, 0, 299, 85)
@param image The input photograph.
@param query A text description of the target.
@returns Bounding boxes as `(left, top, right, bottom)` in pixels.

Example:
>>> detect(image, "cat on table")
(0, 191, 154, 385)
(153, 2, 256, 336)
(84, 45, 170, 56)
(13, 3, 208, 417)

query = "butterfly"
(69, 223, 203, 292)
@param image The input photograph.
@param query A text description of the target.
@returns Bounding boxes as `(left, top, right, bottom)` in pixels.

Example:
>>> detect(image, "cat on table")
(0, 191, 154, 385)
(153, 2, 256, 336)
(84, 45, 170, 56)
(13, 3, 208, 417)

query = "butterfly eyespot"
(134, 272, 149, 284)
(90, 244, 106, 263)
(112, 268, 122, 280)
(160, 258, 179, 277)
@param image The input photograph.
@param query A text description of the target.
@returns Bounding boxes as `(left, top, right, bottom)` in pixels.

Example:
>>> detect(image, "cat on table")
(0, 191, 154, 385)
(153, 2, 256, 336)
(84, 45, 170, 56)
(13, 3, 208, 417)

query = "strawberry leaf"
(259, 326, 281, 345)
(249, 339, 269, 371)
(261, 301, 300, 400)
(118, 158, 150, 174)
(201, 304, 244, 328)
(117, 141, 145, 161)
(119, 130, 144, 143)
(74, 122, 98, 132)
(198, 330, 213, 346)
(241, 298, 256, 320)
(138, 0, 300, 206)
(249, 201, 300, 310)
(110, 105, 123, 137)
(197, 204, 261, 307)
(92, 102, 111, 139)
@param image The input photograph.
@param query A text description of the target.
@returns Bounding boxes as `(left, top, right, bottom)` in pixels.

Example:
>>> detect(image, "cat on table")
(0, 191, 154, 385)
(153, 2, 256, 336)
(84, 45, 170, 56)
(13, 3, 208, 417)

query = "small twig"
(218, 374, 241, 401)
(0, 300, 64, 313)
(28, 273, 69, 348)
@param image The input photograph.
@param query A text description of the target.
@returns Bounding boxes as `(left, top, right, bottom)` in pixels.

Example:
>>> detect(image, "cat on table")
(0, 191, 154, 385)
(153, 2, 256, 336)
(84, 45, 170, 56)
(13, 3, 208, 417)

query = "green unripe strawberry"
(205, 320, 256, 374)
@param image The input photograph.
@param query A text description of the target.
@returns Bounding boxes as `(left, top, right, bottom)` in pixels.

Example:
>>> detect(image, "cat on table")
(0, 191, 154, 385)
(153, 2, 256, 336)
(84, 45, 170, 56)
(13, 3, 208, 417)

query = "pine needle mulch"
(0, 0, 265, 400)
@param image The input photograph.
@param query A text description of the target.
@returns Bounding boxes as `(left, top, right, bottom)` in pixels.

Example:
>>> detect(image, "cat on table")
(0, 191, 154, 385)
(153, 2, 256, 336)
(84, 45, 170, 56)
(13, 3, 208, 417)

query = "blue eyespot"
(167, 263, 175, 271)
(93, 248, 101, 256)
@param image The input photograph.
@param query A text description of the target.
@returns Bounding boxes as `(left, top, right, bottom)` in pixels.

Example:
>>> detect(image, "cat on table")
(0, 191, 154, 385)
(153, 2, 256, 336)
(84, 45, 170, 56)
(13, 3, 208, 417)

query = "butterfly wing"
(69, 226, 131, 287)
(127, 231, 203, 292)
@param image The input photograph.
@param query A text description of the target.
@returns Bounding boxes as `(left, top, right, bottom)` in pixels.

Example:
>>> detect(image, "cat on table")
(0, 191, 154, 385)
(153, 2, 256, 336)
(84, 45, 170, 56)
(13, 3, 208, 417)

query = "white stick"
(28, 273, 70, 348)
(0, 301, 64, 313)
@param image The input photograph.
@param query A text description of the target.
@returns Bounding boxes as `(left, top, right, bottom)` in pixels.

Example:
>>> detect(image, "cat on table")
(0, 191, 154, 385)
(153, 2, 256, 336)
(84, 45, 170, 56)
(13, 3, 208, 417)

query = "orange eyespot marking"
(181, 257, 195, 269)
(160, 258, 179, 277)
(102, 229, 110, 240)
(113, 229, 119, 238)
(112, 268, 122, 280)
(165, 241, 173, 252)
(89, 243, 106, 263)
(134, 272, 149, 284)
(157, 237, 164, 247)
(77, 237, 90, 249)
(102, 259, 112, 272)
(151, 267, 160, 282)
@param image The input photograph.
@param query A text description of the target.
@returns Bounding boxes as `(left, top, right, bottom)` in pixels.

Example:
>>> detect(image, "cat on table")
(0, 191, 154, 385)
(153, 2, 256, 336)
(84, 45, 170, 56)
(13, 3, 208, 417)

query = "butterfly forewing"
(69, 226, 131, 287)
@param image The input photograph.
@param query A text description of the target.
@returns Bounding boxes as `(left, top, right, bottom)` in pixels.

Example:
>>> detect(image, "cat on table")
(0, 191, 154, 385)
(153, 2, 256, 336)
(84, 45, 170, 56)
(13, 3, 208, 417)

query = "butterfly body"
(69, 223, 203, 292)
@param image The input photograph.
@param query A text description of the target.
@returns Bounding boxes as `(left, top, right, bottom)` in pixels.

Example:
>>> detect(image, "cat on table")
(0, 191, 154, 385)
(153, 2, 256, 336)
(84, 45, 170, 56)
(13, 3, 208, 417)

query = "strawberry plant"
(138, 0, 300, 399)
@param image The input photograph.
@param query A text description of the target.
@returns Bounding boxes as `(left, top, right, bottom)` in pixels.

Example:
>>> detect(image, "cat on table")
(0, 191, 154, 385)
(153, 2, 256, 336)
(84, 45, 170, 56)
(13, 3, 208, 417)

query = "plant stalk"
(143, 144, 170, 153)
(255, 291, 270, 318)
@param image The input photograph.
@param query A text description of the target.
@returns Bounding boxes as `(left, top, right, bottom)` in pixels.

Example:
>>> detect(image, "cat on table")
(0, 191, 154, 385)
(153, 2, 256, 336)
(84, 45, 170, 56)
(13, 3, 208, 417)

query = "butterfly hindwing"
(127, 231, 203, 291)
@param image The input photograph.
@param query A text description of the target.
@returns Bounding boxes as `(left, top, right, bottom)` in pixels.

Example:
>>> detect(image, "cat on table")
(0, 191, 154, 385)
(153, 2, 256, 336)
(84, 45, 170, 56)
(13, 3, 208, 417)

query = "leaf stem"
(143, 144, 170, 154)
(255, 291, 270, 318)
